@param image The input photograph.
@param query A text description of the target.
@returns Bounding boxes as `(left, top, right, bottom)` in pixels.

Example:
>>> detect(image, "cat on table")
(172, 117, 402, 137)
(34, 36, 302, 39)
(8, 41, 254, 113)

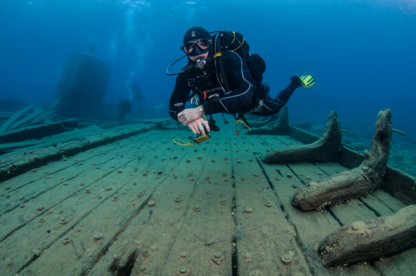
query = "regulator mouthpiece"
(195, 57, 207, 70)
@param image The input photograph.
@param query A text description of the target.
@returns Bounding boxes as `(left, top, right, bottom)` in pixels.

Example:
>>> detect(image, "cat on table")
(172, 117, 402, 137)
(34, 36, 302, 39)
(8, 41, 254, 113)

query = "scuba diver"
(129, 82, 145, 111)
(117, 98, 133, 121)
(167, 26, 315, 137)
(117, 81, 151, 121)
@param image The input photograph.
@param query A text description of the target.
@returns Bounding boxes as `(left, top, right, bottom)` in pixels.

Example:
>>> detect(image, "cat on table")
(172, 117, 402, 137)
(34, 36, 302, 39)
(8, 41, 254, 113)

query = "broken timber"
(246, 114, 279, 128)
(319, 205, 416, 267)
(291, 108, 392, 211)
(0, 123, 153, 181)
(247, 106, 289, 135)
(0, 105, 35, 134)
(263, 110, 342, 164)
(0, 119, 79, 144)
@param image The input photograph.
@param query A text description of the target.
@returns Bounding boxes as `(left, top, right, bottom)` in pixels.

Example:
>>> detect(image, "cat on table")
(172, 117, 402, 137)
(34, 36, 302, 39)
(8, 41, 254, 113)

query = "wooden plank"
(359, 195, 395, 217)
(288, 126, 320, 145)
(159, 128, 234, 275)
(0, 118, 78, 143)
(287, 157, 379, 227)
(328, 199, 378, 225)
(0, 136, 118, 198)
(0, 134, 162, 242)
(28, 109, 57, 124)
(285, 163, 330, 185)
(17, 134, 197, 275)
(268, 134, 415, 274)
(314, 162, 348, 175)
(0, 125, 102, 156)
(89, 129, 234, 275)
(0, 131, 154, 208)
(232, 135, 312, 276)
(245, 134, 378, 276)
(260, 162, 379, 275)
(9, 107, 49, 131)
(86, 154, 210, 275)
(372, 247, 416, 275)
(87, 130, 234, 276)
(1, 126, 414, 275)
(0, 140, 42, 154)
(0, 105, 34, 134)
(0, 123, 153, 181)
(314, 162, 395, 217)
(2, 132, 182, 275)
(371, 189, 407, 212)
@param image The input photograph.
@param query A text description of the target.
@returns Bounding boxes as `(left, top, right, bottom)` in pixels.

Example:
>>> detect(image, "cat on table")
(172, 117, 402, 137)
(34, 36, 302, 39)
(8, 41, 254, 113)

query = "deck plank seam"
(0, 151, 151, 244)
(0, 152, 115, 198)
(14, 175, 144, 275)
(254, 155, 314, 276)
(1, 168, 86, 216)
(79, 193, 154, 276)
(371, 192, 401, 213)
(151, 144, 215, 275)
(0, 134, 164, 213)
(229, 131, 238, 276)
(66, 140, 192, 275)
(0, 129, 154, 191)
(357, 198, 385, 217)
(62, 139, 181, 273)
(313, 164, 335, 176)
(312, 157, 395, 221)
(325, 207, 344, 227)
(368, 261, 385, 276)
(259, 137, 348, 229)
(0, 125, 153, 182)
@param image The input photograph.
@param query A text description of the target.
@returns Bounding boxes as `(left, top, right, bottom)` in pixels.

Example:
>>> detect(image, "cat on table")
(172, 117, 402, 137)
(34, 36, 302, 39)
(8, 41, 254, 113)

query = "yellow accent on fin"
(300, 75, 315, 89)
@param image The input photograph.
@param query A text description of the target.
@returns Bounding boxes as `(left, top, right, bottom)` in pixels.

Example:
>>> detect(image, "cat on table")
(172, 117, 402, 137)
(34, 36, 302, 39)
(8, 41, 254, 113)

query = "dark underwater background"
(0, 0, 415, 135)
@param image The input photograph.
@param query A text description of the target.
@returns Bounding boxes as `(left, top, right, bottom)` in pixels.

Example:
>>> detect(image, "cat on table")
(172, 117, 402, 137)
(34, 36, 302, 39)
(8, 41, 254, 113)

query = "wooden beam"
(0, 105, 34, 134)
(263, 110, 342, 164)
(319, 205, 416, 267)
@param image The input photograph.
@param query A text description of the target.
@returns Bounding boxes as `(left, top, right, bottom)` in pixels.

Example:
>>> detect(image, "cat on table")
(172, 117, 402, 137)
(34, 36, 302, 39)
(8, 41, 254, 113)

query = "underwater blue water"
(0, 0, 415, 135)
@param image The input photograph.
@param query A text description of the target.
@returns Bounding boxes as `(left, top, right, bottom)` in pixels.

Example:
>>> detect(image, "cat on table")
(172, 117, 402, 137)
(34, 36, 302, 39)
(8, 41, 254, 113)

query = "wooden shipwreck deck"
(0, 119, 415, 276)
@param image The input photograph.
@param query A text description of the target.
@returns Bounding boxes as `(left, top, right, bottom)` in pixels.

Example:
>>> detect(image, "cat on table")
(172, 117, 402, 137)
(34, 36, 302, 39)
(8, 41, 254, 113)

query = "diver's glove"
(290, 76, 302, 88)
(300, 75, 315, 88)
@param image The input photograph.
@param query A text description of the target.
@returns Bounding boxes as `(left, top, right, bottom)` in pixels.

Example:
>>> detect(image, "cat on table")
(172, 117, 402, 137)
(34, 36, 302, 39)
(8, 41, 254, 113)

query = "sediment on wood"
(247, 106, 289, 135)
(319, 205, 416, 267)
(291, 109, 392, 211)
(263, 110, 342, 163)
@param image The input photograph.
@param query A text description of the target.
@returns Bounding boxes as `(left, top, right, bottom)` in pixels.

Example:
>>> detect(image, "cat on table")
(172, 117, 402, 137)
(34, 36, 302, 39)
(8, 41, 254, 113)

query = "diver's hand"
(290, 76, 302, 88)
(187, 118, 210, 136)
(178, 106, 205, 126)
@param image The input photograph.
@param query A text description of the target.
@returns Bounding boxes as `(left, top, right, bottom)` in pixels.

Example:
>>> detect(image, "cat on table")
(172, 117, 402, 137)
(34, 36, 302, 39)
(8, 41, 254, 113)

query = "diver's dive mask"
(166, 39, 211, 75)
(181, 39, 211, 56)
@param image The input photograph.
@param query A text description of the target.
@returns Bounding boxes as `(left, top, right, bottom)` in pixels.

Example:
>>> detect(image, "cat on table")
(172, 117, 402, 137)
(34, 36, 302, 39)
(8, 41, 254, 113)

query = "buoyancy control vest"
(187, 31, 268, 105)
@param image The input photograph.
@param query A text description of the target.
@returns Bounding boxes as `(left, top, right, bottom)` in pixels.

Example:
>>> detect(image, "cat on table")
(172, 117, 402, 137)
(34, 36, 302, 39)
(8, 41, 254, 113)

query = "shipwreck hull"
(0, 112, 415, 275)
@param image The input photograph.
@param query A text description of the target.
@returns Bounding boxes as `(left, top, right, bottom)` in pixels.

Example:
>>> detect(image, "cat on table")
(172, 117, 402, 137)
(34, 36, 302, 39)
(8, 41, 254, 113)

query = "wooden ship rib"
(0, 105, 415, 276)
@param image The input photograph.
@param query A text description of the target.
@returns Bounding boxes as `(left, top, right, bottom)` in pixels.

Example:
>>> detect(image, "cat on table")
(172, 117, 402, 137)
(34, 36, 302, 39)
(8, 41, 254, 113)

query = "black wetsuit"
(254, 81, 300, 117)
(168, 50, 299, 121)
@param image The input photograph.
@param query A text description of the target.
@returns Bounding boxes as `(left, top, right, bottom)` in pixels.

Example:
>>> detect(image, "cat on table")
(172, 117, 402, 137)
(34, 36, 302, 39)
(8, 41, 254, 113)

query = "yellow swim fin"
(300, 75, 315, 88)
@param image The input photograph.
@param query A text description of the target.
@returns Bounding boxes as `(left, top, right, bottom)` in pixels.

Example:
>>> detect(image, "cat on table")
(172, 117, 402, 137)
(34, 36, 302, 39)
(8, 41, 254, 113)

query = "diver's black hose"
(166, 55, 194, 75)
(215, 33, 231, 92)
